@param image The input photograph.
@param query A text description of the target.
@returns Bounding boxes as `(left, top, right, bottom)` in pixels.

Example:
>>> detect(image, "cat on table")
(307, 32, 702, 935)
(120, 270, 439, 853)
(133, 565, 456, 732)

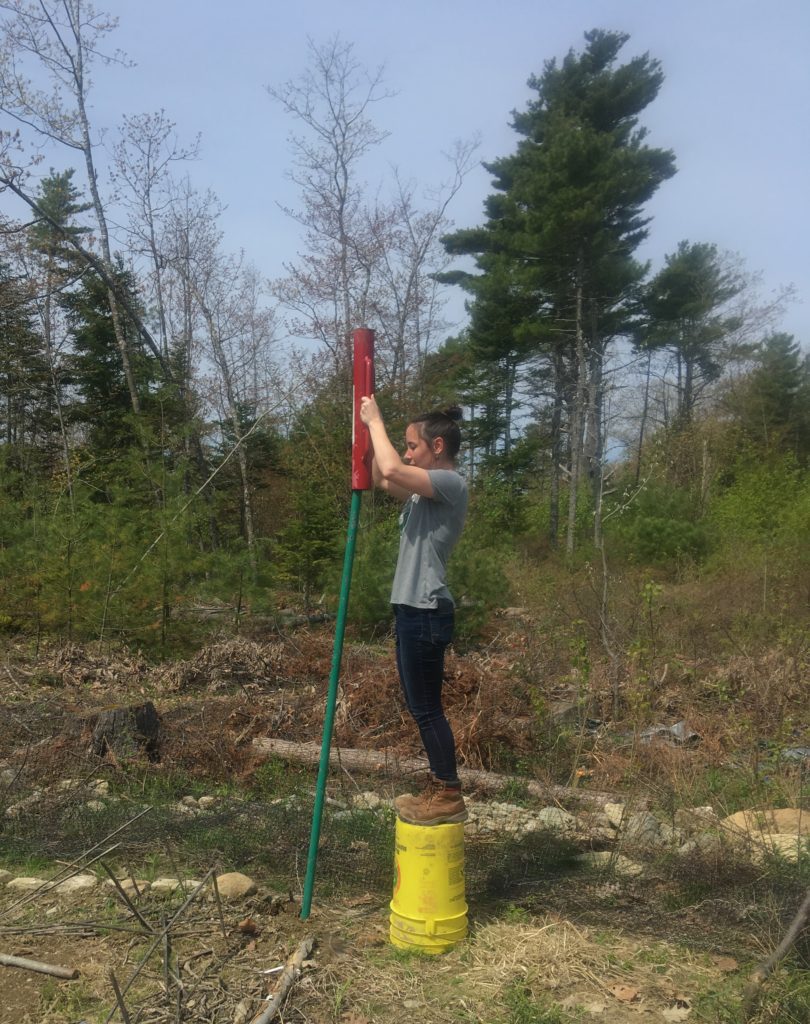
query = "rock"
(536, 807, 578, 832)
(603, 802, 627, 829)
(720, 807, 810, 863)
(502, 607, 529, 619)
(181, 795, 199, 807)
(54, 874, 97, 894)
(678, 833, 723, 857)
(755, 833, 808, 862)
(354, 791, 382, 810)
(53, 778, 80, 792)
(85, 800, 106, 812)
(5, 790, 43, 817)
(578, 851, 644, 877)
(0, 869, 14, 886)
(674, 806, 719, 833)
(623, 811, 663, 846)
(92, 780, 110, 797)
(722, 808, 810, 836)
(174, 802, 197, 815)
(215, 872, 257, 900)
(104, 877, 150, 895)
(6, 876, 47, 891)
(151, 877, 182, 894)
(198, 796, 217, 810)
(659, 823, 685, 845)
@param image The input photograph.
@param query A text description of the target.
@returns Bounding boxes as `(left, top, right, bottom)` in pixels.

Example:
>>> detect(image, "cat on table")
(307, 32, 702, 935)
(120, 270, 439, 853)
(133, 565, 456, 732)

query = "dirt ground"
(0, 882, 741, 1024)
(0, 629, 807, 1022)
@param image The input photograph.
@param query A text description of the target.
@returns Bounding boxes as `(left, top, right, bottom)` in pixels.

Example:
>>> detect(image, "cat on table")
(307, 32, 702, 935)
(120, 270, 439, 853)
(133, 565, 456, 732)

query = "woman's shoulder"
(428, 468, 467, 502)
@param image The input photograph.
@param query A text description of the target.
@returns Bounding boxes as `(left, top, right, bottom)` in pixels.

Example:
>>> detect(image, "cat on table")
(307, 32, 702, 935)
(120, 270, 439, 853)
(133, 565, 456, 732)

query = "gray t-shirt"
(390, 469, 468, 608)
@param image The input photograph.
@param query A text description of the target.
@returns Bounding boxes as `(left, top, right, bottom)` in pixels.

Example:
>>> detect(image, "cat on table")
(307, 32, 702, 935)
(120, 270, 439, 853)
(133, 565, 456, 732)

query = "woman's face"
(403, 423, 440, 468)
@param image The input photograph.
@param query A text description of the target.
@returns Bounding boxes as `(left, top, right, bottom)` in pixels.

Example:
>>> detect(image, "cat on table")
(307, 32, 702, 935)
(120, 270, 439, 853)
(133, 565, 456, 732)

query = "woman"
(359, 395, 468, 826)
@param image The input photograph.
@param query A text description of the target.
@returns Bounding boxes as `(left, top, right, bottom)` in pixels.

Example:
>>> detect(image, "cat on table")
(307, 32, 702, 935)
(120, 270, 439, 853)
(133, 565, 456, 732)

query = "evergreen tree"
(442, 30, 675, 551)
(731, 332, 810, 459)
(62, 266, 158, 467)
(641, 241, 744, 423)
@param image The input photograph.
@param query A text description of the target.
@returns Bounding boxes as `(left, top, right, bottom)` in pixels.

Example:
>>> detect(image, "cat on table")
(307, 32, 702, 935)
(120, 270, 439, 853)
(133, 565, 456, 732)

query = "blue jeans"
(393, 601, 459, 785)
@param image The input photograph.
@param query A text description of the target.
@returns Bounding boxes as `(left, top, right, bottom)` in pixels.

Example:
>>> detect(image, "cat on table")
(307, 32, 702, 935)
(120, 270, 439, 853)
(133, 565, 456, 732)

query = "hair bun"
(443, 405, 463, 422)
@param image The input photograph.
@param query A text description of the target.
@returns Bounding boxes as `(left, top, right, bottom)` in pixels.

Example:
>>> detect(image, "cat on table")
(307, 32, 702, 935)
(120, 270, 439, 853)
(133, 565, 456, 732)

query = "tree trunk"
(566, 281, 586, 558)
(251, 737, 636, 808)
(199, 302, 257, 576)
(90, 701, 160, 761)
(548, 349, 564, 548)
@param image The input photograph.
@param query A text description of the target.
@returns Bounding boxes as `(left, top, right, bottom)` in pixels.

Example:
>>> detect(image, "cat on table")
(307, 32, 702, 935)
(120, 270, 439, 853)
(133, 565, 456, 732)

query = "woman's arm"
(360, 396, 435, 499)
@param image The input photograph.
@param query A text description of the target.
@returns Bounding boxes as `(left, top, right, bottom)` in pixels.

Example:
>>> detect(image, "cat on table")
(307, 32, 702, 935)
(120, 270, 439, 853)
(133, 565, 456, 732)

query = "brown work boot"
(395, 777, 468, 826)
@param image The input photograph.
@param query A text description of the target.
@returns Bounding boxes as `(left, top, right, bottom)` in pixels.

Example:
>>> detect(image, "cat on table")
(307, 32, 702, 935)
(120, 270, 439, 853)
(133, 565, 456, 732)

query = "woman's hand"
(359, 394, 382, 425)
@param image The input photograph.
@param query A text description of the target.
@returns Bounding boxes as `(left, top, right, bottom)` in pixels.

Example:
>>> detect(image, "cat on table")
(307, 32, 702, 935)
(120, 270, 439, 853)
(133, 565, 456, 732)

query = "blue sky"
(12, 0, 810, 343)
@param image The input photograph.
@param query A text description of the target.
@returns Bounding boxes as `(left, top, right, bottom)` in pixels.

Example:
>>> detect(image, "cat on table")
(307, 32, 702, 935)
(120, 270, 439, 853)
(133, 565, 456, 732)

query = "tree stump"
(90, 701, 160, 761)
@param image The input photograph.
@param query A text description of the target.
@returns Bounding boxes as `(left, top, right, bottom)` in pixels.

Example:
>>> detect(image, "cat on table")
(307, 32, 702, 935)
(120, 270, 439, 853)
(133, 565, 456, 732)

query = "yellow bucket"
(389, 818, 467, 953)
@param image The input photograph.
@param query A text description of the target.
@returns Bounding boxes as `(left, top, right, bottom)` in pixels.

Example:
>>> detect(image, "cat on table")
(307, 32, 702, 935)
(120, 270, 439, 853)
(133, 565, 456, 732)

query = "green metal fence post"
(300, 487, 363, 919)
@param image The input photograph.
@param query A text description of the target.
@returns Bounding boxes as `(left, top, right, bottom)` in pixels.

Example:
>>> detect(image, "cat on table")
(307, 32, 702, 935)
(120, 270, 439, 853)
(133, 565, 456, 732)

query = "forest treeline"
(0, 6, 807, 655)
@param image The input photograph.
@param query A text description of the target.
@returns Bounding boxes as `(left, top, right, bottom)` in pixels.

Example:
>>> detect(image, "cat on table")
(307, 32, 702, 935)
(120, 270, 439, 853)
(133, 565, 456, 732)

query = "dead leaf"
(609, 983, 640, 1003)
(346, 893, 376, 906)
(238, 917, 259, 935)
(711, 955, 739, 973)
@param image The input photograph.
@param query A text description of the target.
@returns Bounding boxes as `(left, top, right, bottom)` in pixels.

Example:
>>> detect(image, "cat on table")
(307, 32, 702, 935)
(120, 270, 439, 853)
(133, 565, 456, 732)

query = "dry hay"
(466, 919, 717, 1012)
(154, 637, 287, 692)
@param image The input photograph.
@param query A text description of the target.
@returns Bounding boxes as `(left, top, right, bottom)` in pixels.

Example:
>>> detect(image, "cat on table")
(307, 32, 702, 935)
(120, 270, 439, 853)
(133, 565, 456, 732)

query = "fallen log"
(0, 952, 79, 979)
(251, 737, 630, 807)
(249, 936, 314, 1024)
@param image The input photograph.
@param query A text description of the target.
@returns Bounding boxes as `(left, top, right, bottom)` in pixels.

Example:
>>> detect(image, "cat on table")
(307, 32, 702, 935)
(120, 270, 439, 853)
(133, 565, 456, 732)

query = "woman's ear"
(433, 436, 445, 457)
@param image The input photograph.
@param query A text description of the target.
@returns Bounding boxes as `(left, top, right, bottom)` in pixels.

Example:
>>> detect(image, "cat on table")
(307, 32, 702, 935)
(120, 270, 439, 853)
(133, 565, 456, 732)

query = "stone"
(53, 778, 80, 792)
(658, 822, 684, 845)
(85, 800, 106, 812)
(603, 803, 627, 829)
(6, 876, 47, 891)
(151, 877, 181, 894)
(181, 795, 199, 807)
(92, 780, 110, 796)
(54, 874, 97, 894)
(5, 791, 43, 817)
(174, 802, 197, 815)
(198, 796, 217, 810)
(536, 807, 578, 832)
(623, 811, 663, 846)
(0, 869, 14, 885)
(754, 833, 809, 863)
(104, 877, 150, 895)
(215, 872, 257, 900)
(674, 806, 719, 833)
(577, 851, 644, 877)
(678, 833, 723, 857)
(722, 807, 810, 836)
(354, 791, 381, 810)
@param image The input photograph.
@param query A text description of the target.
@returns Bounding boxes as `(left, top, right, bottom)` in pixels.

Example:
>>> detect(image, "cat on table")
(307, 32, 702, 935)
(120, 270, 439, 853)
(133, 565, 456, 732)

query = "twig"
(0, 952, 79, 980)
(101, 868, 215, 1024)
(249, 936, 314, 1024)
(99, 862, 154, 933)
(742, 887, 810, 1019)
(109, 970, 132, 1024)
(211, 872, 229, 939)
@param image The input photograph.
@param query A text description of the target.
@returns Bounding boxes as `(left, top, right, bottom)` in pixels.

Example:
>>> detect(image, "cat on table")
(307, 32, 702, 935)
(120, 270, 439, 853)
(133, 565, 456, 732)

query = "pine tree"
(442, 30, 675, 552)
